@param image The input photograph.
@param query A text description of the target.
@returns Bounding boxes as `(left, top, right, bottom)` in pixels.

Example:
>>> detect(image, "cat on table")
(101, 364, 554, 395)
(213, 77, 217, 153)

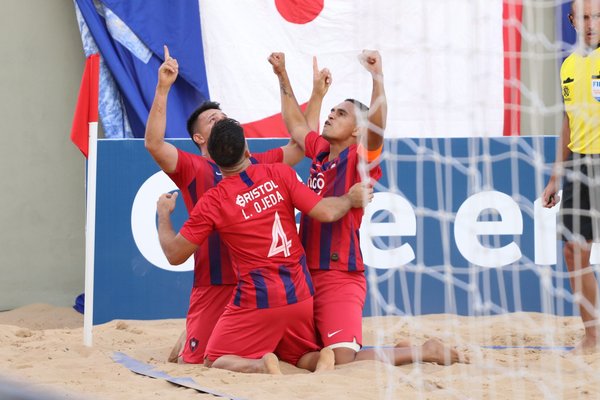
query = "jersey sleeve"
(167, 148, 196, 187)
(279, 164, 322, 214)
(251, 147, 284, 164)
(179, 193, 218, 246)
(304, 131, 325, 159)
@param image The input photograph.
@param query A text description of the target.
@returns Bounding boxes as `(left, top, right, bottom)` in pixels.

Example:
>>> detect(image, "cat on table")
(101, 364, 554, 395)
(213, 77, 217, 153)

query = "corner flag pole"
(83, 118, 98, 347)
(70, 53, 100, 347)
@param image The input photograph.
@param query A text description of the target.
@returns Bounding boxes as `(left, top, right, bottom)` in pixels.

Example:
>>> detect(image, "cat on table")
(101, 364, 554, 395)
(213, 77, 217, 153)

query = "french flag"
(75, 0, 522, 139)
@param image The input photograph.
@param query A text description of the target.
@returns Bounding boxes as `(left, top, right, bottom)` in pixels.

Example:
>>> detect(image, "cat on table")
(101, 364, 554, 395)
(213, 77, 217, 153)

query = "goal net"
(357, 1, 600, 398)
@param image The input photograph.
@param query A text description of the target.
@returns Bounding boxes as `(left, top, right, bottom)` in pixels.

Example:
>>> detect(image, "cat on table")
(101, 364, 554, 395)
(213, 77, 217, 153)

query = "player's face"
(321, 101, 358, 142)
(197, 109, 227, 140)
(571, 0, 600, 47)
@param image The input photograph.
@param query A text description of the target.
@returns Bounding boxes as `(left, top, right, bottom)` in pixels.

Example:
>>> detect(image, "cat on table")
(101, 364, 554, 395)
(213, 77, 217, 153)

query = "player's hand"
(541, 181, 560, 208)
(268, 52, 286, 76)
(358, 49, 383, 78)
(157, 191, 179, 215)
(312, 56, 332, 98)
(158, 45, 179, 89)
(348, 182, 374, 208)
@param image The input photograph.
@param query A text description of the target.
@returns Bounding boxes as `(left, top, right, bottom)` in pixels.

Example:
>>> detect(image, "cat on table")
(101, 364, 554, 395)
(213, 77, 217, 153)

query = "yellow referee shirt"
(560, 47, 600, 154)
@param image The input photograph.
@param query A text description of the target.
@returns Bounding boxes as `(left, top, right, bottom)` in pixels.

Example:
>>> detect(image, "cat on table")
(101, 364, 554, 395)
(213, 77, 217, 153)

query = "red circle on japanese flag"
(275, 0, 324, 24)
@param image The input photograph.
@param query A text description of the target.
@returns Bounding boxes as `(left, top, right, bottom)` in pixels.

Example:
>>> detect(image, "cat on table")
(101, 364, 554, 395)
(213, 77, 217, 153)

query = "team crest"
(562, 85, 570, 99)
(189, 338, 199, 352)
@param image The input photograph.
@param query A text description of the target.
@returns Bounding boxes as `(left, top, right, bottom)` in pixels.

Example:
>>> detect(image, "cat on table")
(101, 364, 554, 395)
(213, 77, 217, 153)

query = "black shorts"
(559, 153, 600, 242)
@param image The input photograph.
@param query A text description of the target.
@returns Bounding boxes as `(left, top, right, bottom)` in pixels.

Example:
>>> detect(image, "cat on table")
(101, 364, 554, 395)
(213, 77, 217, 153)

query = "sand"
(0, 303, 599, 399)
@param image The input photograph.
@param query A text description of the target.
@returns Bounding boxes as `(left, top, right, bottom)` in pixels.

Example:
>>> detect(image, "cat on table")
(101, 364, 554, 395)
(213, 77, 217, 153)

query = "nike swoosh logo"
(327, 329, 343, 338)
(563, 77, 574, 84)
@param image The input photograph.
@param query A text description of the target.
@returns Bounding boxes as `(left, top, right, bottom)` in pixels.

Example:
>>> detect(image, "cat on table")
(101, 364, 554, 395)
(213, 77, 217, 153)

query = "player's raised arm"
(304, 56, 332, 132)
(156, 191, 198, 265)
(269, 52, 310, 151)
(275, 55, 331, 165)
(145, 45, 180, 173)
(359, 50, 387, 152)
(279, 138, 304, 166)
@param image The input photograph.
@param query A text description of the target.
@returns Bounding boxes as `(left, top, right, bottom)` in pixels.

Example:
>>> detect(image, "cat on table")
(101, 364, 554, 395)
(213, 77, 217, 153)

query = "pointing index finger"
(164, 45, 170, 60)
(313, 56, 318, 76)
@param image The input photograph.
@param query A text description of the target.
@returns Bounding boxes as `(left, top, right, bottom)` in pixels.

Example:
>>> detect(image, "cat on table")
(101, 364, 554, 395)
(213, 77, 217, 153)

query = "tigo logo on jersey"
(307, 172, 325, 194)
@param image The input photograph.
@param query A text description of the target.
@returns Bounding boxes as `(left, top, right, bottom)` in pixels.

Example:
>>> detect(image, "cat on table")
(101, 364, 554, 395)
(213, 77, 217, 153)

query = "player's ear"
(193, 132, 205, 145)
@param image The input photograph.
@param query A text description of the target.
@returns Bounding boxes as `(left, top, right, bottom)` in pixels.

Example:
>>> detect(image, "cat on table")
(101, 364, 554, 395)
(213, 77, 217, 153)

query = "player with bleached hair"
(270, 51, 466, 365)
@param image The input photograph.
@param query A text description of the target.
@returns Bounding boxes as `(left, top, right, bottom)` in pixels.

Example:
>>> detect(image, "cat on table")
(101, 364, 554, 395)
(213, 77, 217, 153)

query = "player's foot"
(570, 335, 600, 355)
(168, 330, 186, 363)
(262, 353, 282, 374)
(420, 338, 468, 365)
(315, 348, 335, 372)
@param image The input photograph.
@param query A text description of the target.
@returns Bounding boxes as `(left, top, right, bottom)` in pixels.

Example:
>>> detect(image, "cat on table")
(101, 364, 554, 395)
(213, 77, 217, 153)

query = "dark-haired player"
(145, 46, 316, 363)
(157, 118, 372, 373)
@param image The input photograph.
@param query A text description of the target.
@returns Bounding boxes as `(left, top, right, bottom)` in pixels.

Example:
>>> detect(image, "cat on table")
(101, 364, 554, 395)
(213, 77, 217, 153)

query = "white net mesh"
(359, 1, 600, 398)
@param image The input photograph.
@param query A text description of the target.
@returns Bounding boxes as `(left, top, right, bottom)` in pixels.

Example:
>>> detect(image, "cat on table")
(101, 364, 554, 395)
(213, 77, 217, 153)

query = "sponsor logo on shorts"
(327, 329, 343, 338)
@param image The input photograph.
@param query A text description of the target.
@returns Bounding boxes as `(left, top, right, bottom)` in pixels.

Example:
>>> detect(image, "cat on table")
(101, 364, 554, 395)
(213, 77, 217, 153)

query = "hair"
(207, 118, 246, 168)
(186, 100, 221, 139)
(345, 98, 369, 123)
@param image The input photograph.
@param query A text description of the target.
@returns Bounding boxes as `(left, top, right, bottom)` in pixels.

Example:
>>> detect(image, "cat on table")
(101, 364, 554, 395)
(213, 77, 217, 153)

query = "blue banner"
(94, 137, 581, 324)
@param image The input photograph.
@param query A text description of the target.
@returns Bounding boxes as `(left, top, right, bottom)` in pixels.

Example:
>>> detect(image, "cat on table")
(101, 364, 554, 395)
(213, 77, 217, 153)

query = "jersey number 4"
(268, 211, 292, 258)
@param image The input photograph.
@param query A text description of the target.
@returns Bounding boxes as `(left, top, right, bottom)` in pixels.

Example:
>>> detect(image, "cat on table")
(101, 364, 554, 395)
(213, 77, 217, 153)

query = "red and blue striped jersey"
(301, 131, 382, 272)
(167, 147, 283, 287)
(179, 163, 320, 309)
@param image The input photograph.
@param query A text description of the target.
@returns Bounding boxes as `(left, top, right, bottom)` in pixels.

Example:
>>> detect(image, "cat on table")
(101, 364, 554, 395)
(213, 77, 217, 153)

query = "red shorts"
(181, 285, 235, 363)
(311, 269, 366, 349)
(205, 297, 319, 366)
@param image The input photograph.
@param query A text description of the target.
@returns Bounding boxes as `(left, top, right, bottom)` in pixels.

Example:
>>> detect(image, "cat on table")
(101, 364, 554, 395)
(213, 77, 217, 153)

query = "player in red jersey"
(145, 46, 318, 364)
(157, 118, 372, 373)
(270, 51, 466, 366)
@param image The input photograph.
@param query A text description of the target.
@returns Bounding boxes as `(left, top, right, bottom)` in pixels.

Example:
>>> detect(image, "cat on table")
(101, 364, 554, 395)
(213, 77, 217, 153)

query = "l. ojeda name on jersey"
(236, 180, 284, 220)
